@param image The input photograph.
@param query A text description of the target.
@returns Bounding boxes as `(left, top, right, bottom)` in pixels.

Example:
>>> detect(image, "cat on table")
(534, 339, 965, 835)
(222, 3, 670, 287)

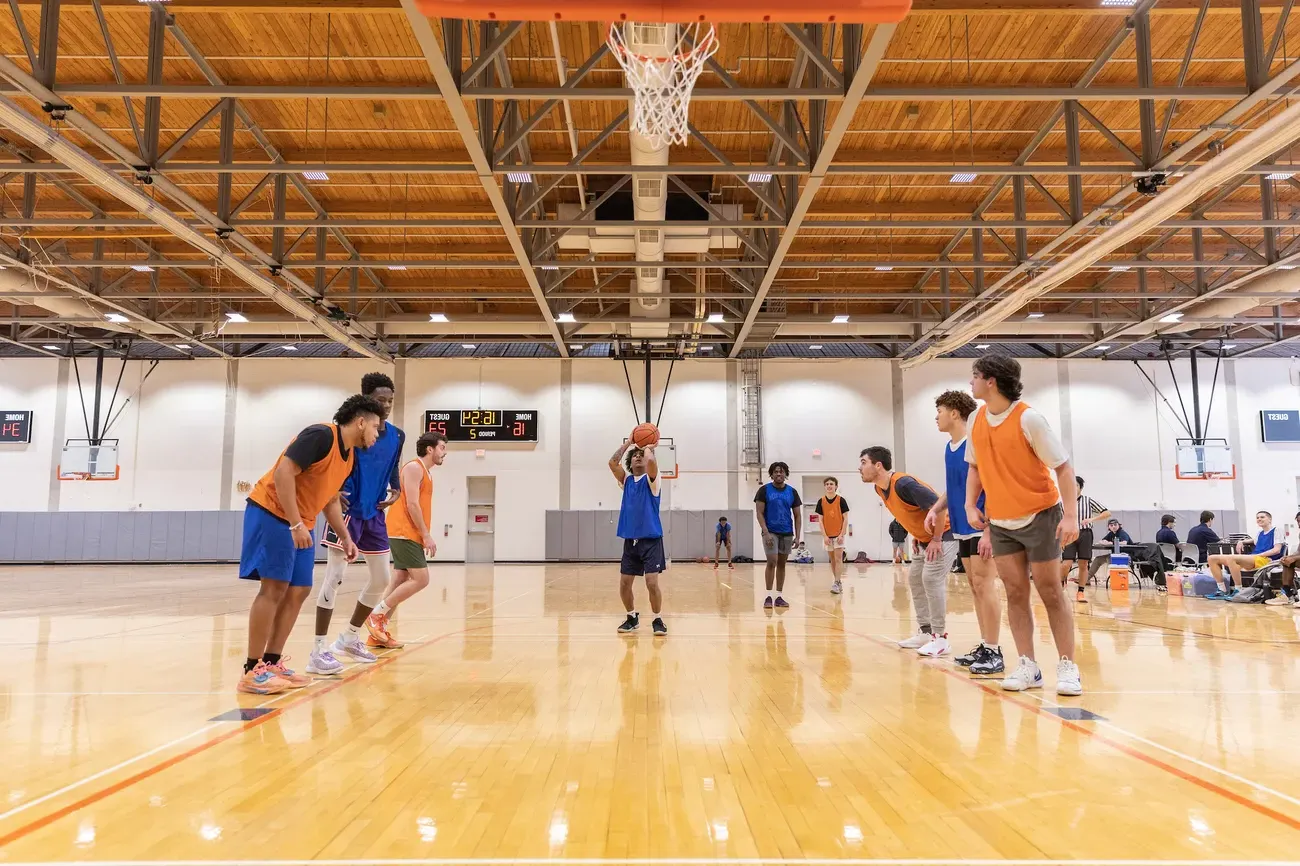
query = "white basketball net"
(608, 21, 719, 148)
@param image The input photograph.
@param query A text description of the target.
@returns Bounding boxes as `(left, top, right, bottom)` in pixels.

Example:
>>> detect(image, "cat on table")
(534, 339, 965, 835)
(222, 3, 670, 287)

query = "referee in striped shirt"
(1062, 476, 1111, 603)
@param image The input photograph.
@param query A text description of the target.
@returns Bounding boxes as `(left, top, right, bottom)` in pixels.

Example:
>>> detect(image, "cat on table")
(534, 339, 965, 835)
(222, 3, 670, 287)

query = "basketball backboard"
(1174, 438, 1235, 480)
(58, 438, 120, 481)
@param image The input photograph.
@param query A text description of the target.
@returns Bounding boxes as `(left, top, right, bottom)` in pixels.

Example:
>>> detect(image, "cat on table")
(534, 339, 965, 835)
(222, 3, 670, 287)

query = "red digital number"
(428, 421, 446, 435)
(513, 422, 525, 437)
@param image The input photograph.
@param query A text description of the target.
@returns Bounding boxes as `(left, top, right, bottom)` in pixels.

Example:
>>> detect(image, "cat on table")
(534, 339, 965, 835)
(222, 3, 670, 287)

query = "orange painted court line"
(0, 626, 482, 849)
(845, 627, 1300, 834)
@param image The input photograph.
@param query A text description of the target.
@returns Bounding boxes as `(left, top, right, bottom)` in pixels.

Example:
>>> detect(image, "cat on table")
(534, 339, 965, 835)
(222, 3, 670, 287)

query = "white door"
(466, 476, 496, 563)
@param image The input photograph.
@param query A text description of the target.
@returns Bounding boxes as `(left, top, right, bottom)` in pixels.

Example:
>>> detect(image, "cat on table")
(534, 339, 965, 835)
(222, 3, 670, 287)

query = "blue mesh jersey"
(945, 438, 985, 538)
(340, 421, 405, 520)
(616, 475, 662, 540)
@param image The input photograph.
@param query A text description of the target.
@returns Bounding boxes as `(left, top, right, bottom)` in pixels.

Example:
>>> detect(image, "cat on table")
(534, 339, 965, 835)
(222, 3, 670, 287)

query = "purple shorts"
(322, 513, 390, 555)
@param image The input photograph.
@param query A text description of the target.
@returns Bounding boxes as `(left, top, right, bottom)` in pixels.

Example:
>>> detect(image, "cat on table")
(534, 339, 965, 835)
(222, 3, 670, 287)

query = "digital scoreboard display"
(424, 409, 538, 442)
(1260, 409, 1300, 442)
(0, 411, 32, 443)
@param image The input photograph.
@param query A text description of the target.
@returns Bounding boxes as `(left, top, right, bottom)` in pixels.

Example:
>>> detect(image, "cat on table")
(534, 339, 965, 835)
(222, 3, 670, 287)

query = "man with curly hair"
(755, 461, 802, 610)
(609, 433, 667, 635)
(237, 394, 383, 695)
(310, 372, 408, 674)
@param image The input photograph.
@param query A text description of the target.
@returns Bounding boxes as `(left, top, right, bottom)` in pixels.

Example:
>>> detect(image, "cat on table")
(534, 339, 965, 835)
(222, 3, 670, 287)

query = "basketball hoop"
(608, 21, 718, 148)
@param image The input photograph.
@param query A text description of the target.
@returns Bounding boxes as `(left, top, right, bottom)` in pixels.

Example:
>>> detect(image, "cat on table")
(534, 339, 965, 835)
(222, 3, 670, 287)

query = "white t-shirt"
(965, 402, 1069, 529)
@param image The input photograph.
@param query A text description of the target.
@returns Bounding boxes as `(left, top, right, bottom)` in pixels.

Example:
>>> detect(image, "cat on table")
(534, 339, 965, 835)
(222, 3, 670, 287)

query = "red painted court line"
(848, 628, 1300, 833)
(0, 627, 480, 849)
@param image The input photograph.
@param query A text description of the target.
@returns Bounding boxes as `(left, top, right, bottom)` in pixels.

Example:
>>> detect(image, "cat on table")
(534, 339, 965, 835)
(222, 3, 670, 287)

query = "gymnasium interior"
(2, 0, 1300, 863)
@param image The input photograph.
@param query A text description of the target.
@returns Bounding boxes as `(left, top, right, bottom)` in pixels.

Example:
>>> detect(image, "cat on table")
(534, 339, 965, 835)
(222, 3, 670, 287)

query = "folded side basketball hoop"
(413, 1, 911, 23)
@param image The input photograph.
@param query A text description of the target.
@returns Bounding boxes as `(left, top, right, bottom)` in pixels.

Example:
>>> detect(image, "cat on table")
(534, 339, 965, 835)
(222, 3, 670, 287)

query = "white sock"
(314, 635, 327, 653)
(629, 610, 638, 618)
(374, 600, 390, 617)
(345, 623, 360, 637)
(775, 592, 783, 600)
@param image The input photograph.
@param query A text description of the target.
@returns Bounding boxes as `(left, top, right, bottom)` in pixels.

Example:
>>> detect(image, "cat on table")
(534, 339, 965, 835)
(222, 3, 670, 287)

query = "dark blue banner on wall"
(1260, 410, 1300, 442)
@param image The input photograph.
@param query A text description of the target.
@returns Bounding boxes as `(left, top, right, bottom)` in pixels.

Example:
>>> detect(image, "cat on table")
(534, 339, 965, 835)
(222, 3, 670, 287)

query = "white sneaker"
(305, 649, 344, 676)
(332, 632, 378, 663)
(898, 631, 931, 649)
(1056, 657, 1083, 696)
(917, 634, 950, 657)
(1000, 656, 1043, 691)
(1264, 594, 1292, 606)
(830, 581, 843, 595)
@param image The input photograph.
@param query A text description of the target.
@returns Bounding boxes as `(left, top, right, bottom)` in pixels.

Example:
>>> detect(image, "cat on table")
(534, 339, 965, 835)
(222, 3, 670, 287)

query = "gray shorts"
(891, 540, 907, 551)
(764, 533, 794, 557)
(990, 503, 1064, 563)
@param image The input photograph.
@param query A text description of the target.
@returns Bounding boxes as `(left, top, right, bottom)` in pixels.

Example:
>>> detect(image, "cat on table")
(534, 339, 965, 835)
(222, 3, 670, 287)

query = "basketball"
(631, 423, 660, 448)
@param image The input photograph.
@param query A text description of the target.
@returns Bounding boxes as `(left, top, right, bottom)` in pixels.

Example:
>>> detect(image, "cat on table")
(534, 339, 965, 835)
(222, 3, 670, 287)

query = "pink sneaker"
(263, 657, 311, 688)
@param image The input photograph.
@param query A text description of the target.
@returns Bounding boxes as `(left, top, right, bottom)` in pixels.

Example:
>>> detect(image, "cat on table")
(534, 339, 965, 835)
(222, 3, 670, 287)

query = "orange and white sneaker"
(263, 657, 312, 688)
(366, 612, 404, 649)
(237, 662, 290, 695)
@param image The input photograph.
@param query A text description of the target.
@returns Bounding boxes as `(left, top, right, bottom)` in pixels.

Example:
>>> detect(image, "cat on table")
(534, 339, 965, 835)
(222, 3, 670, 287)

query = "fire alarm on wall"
(812, 449, 822, 458)
(475, 449, 486, 458)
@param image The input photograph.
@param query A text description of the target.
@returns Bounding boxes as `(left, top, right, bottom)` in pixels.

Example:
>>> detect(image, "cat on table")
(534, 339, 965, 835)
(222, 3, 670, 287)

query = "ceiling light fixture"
(225, 311, 248, 323)
(832, 314, 850, 324)
(569, 344, 582, 350)
(461, 343, 477, 350)
(707, 312, 724, 323)
(1026, 312, 1045, 318)
(176, 344, 191, 349)
(302, 170, 329, 181)
(507, 171, 533, 184)
(540, 265, 559, 271)
(557, 312, 576, 323)
(1100, 0, 1136, 7)
(1221, 343, 1237, 349)
(429, 313, 449, 322)
(1108, 265, 1131, 272)
(105, 312, 129, 323)
(1266, 171, 1295, 180)
(809, 344, 823, 350)
(1159, 312, 1184, 323)
(282, 345, 298, 351)
(42, 344, 59, 350)
(131, 264, 154, 272)
(1096, 344, 1112, 351)
(975, 344, 990, 349)
(874, 266, 894, 272)
(949, 172, 977, 183)
(1279, 265, 1298, 270)
(388, 265, 407, 271)
(747, 172, 773, 184)
(700, 345, 713, 351)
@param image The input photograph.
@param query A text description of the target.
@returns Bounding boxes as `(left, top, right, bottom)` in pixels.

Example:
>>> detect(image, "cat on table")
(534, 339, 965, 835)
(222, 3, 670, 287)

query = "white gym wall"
(1, 355, 1294, 559)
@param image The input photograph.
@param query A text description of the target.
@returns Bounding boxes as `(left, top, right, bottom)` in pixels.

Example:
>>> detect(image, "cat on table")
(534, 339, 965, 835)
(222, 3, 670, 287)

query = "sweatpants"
(907, 539, 958, 634)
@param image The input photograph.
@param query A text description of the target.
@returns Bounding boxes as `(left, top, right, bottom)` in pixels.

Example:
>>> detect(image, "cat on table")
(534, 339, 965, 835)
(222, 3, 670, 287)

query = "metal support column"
(1135, 9, 1158, 166)
(1012, 176, 1028, 262)
(142, 4, 166, 166)
(1064, 101, 1084, 222)
(36, 0, 58, 89)
(216, 98, 236, 223)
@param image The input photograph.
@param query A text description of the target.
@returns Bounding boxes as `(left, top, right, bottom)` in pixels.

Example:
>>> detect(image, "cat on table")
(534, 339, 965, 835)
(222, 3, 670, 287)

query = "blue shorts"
(322, 512, 390, 555)
(620, 537, 666, 576)
(239, 501, 316, 588)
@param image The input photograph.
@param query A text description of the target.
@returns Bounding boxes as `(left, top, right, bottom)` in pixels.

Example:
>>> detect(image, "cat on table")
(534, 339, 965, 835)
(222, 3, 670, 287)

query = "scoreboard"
(424, 409, 538, 442)
(0, 411, 32, 444)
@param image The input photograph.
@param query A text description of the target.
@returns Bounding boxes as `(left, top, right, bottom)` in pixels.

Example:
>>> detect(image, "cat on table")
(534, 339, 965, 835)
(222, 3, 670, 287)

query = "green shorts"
(390, 537, 428, 570)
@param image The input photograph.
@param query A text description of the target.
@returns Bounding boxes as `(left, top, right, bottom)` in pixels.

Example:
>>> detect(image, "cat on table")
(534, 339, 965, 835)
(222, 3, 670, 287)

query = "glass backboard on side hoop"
(57, 438, 121, 481)
(1174, 438, 1235, 481)
(623, 436, 678, 480)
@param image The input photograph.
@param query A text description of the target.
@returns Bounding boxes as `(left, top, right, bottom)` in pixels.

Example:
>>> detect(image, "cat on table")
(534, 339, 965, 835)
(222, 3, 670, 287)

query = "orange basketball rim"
(413, 1, 911, 23)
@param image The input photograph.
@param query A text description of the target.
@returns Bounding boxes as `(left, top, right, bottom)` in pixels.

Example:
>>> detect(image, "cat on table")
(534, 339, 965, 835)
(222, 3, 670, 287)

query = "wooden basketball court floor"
(2, 561, 1299, 866)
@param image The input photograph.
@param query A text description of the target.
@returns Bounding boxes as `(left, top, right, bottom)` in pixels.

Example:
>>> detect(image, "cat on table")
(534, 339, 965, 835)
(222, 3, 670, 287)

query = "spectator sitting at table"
(1102, 519, 1133, 545)
(1186, 511, 1220, 563)
(1156, 514, 1179, 546)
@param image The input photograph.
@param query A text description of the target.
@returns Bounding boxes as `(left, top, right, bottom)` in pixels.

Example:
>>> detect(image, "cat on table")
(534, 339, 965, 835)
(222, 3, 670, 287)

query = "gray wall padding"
(0, 510, 331, 564)
(545, 509, 754, 561)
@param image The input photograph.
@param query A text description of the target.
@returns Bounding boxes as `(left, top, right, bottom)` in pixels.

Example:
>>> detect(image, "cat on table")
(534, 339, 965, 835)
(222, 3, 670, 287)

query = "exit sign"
(0, 411, 32, 443)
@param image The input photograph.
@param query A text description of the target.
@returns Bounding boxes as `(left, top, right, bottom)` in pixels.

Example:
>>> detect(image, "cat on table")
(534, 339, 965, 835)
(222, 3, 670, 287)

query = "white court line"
(4, 691, 230, 697)
(2, 852, 1300, 858)
(1018, 691, 1300, 810)
(0, 577, 554, 826)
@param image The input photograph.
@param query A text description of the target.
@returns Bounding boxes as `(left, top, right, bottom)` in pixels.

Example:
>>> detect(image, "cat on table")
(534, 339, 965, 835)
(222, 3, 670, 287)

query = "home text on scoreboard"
(424, 410, 539, 442)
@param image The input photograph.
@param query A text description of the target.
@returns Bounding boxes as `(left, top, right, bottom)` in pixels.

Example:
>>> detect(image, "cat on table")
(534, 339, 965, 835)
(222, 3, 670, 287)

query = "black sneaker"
(617, 613, 640, 633)
(774, 597, 790, 608)
(969, 646, 1005, 676)
(652, 617, 667, 635)
(955, 643, 986, 667)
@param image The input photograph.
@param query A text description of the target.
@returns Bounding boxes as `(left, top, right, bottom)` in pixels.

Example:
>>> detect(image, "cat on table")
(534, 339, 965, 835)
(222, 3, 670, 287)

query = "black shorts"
(620, 537, 666, 576)
(1062, 527, 1095, 561)
(957, 536, 980, 559)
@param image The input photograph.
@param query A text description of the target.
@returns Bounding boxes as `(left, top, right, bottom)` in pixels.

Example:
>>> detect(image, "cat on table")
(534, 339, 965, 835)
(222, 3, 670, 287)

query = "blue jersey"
(1256, 527, 1280, 559)
(716, 521, 731, 541)
(617, 475, 662, 539)
(945, 438, 985, 538)
(340, 421, 405, 520)
(755, 482, 801, 535)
